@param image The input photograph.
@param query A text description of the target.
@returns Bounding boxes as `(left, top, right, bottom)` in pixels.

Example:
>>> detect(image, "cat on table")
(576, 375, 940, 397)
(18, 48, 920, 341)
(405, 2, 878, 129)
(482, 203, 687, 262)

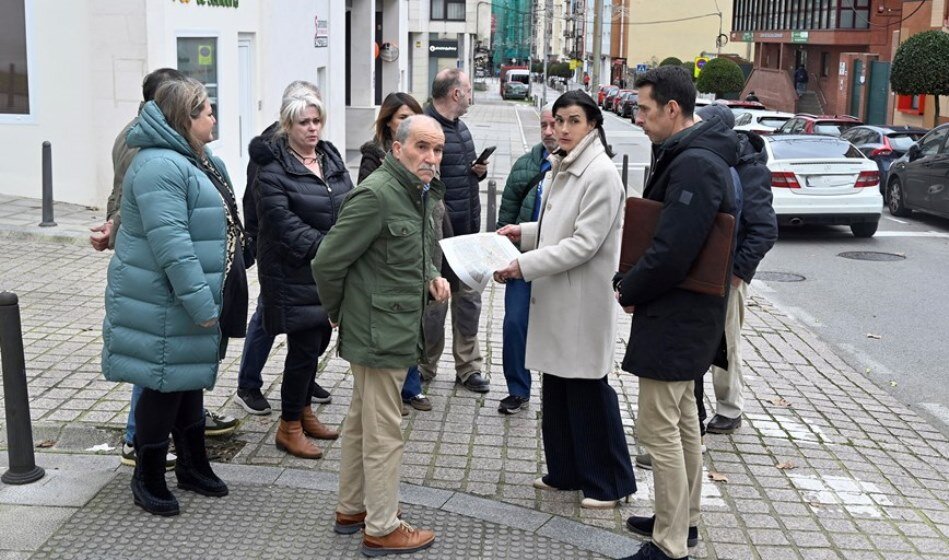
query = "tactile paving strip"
(31, 474, 608, 559)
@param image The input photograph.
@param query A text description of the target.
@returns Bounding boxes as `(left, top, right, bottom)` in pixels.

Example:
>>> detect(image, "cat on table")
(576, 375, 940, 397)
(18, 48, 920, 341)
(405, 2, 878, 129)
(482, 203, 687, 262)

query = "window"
(896, 94, 925, 115)
(177, 37, 219, 137)
(837, 0, 870, 28)
(918, 128, 947, 157)
(0, 0, 30, 116)
(431, 0, 465, 21)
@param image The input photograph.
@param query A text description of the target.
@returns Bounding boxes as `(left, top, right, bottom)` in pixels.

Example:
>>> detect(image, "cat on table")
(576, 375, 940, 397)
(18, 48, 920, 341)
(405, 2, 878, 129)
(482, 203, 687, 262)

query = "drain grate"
(757, 271, 806, 282)
(838, 251, 905, 262)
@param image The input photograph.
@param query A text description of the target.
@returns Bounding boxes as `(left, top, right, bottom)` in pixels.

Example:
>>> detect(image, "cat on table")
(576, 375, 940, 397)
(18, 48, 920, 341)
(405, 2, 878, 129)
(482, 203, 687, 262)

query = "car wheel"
(850, 221, 879, 238)
(887, 178, 912, 217)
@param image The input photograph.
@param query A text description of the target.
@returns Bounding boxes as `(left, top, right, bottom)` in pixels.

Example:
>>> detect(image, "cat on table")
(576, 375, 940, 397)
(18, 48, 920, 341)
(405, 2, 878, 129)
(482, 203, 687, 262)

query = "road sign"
(694, 56, 710, 79)
(636, 63, 648, 73)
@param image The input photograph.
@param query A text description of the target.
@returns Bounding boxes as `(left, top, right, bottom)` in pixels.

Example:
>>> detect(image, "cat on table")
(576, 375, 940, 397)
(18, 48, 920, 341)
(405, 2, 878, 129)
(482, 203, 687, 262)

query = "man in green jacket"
(313, 115, 449, 557)
(495, 104, 557, 415)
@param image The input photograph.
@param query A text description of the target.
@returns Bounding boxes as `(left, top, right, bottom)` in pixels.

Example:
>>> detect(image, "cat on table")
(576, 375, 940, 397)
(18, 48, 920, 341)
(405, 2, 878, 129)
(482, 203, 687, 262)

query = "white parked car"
(733, 110, 795, 135)
(763, 135, 883, 237)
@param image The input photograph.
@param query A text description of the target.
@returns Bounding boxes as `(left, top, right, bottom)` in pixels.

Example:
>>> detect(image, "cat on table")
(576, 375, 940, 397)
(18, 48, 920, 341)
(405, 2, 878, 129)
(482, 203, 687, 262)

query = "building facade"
(623, 0, 746, 70)
(0, 0, 407, 208)
(730, 0, 904, 120)
(405, 0, 489, 101)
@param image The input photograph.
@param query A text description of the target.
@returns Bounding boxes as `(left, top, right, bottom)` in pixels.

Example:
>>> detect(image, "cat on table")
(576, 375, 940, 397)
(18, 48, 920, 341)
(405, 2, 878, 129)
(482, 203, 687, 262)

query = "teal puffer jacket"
(101, 101, 228, 392)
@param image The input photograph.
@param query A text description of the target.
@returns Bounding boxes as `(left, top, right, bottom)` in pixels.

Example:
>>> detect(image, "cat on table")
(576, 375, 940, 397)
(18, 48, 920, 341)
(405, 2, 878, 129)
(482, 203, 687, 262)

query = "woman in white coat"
(495, 91, 636, 508)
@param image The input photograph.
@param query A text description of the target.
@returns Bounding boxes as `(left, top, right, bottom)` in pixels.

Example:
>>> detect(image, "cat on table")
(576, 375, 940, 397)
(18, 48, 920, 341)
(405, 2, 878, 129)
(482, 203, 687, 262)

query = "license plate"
(805, 175, 849, 188)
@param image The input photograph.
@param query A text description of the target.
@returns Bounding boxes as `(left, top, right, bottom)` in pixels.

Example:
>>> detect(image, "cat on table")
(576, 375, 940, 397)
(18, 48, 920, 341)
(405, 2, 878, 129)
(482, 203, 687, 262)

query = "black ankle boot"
(131, 440, 180, 516)
(172, 419, 229, 497)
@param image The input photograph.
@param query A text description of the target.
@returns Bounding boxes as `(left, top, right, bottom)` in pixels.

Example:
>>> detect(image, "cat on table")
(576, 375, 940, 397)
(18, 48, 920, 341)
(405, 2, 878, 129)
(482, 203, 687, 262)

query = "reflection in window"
(177, 37, 219, 137)
(0, 0, 30, 115)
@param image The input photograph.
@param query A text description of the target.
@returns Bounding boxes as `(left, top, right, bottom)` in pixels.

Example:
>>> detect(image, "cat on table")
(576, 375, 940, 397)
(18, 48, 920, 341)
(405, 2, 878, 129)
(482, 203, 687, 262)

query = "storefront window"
(0, 0, 30, 116)
(177, 37, 219, 137)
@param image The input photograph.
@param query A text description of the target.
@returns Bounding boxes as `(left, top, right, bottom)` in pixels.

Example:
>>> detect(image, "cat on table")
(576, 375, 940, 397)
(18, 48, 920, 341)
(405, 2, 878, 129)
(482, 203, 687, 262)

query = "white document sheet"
(439, 233, 522, 292)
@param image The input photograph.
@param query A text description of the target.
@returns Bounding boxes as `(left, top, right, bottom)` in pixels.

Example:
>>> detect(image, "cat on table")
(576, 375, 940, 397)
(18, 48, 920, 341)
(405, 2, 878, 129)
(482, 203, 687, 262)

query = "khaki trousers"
(637, 378, 703, 559)
(418, 282, 483, 382)
(710, 280, 748, 419)
(337, 364, 407, 537)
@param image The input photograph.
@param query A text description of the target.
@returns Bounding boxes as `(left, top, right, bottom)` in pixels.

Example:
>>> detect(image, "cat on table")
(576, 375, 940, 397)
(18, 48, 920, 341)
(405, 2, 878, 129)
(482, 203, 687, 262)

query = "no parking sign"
(694, 56, 710, 78)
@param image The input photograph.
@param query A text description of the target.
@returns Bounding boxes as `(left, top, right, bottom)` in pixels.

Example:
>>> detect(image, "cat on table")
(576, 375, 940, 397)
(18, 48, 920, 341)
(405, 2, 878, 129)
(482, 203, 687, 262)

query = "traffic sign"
(694, 56, 710, 78)
(636, 63, 648, 73)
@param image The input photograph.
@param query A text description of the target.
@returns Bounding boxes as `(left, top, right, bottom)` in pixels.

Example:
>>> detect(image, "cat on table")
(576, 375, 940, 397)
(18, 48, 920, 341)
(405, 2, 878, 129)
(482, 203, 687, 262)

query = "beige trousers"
(336, 363, 407, 537)
(710, 280, 748, 419)
(637, 378, 703, 559)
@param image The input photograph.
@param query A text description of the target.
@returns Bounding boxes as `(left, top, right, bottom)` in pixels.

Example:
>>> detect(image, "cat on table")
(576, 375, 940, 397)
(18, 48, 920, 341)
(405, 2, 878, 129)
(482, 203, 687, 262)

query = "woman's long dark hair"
(374, 92, 423, 148)
(551, 90, 614, 158)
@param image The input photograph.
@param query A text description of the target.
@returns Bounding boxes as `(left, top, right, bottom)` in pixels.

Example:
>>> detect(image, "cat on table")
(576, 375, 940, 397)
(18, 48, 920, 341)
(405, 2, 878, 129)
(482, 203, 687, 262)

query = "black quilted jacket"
(252, 134, 353, 335)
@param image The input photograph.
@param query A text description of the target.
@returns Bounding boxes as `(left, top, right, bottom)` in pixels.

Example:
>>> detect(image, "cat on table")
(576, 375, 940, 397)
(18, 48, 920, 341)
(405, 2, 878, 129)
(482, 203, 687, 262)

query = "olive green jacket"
(312, 154, 444, 369)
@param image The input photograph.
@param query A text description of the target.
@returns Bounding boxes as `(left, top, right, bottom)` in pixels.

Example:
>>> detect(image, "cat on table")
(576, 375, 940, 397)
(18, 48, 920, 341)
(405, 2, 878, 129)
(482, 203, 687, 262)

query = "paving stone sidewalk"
(2, 95, 949, 559)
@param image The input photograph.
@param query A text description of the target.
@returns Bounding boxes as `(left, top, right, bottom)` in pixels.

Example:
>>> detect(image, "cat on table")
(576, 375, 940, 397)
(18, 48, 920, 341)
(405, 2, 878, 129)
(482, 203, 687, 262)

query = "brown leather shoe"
(362, 521, 435, 557)
(300, 407, 339, 440)
(275, 419, 322, 459)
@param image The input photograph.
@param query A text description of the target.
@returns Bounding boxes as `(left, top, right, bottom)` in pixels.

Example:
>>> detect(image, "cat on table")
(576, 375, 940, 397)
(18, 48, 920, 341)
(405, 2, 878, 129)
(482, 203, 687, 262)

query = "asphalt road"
(755, 211, 949, 436)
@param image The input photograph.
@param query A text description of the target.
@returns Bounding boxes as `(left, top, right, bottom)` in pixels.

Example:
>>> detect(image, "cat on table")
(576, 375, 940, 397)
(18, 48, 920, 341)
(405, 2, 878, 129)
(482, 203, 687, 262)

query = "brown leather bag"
(618, 197, 735, 297)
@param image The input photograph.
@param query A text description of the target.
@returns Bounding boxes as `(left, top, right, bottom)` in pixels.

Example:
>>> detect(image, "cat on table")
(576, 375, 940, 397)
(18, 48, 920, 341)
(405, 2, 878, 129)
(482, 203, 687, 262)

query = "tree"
(681, 61, 696, 82)
(890, 30, 949, 127)
(659, 57, 683, 67)
(696, 57, 745, 98)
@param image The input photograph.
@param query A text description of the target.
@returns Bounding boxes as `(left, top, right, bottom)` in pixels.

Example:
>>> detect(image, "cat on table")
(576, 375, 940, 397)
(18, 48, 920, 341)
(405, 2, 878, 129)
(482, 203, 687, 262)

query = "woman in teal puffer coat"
(102, 78, 245, 516)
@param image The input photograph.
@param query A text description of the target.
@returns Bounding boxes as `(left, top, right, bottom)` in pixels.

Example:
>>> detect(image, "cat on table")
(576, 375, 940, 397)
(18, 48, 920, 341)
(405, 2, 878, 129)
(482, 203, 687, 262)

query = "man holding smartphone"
(422, 68, 491, 393)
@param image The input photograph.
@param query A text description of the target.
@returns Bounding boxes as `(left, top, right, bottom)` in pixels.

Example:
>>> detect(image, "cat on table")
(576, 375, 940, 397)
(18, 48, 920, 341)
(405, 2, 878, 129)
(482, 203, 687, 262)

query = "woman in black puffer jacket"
(253, 90, 353, 459)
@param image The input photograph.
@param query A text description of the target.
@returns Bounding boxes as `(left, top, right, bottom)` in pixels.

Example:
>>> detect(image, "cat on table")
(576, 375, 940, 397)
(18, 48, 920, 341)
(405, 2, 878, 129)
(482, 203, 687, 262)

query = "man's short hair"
(395, 115, 441, 145)
(634, 66, 697, 118)
(142, 68, 186, 102)
(431, 68, 464, 100)
(541, 102, 555, 115)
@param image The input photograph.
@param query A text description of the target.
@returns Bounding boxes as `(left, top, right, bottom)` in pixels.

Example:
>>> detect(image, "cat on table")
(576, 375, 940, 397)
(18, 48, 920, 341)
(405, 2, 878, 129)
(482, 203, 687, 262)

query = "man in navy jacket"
(421, 68, 491, 393)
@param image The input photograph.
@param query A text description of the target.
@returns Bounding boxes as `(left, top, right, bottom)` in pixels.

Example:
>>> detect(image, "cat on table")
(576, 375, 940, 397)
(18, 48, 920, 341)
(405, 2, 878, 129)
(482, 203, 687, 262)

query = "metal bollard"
(486, 179, 497, 232)
(621, 154, 629, 195)
(39, 141, 56, 228)
(0, 292, 45, 485)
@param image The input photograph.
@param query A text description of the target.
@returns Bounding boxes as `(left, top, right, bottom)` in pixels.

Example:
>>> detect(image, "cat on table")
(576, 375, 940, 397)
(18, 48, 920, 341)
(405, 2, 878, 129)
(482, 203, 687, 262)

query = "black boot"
(172, 418, 229, 497)
(130, 440, 180, 516)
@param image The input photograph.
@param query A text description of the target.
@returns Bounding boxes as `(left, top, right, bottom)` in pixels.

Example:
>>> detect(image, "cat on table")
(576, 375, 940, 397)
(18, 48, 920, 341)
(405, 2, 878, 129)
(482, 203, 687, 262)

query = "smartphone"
(474, 146, 497, 165)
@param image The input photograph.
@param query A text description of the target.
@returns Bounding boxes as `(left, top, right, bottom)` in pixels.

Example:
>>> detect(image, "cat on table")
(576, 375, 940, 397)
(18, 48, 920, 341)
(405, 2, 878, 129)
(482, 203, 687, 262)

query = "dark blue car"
(840, 125, 928, 195)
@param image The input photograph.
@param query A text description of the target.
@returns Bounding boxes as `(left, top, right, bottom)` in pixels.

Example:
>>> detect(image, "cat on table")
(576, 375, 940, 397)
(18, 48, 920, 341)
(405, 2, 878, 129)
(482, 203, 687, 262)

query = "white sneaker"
(121, 442, 177, 469)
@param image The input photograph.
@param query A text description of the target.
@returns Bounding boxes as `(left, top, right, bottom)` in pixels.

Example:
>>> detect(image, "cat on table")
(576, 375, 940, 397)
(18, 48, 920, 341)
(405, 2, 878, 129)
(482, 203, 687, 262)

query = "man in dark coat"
(617, 66, 738, 560)
(696, 105, 778, 435)
(421, 68, 491, 393)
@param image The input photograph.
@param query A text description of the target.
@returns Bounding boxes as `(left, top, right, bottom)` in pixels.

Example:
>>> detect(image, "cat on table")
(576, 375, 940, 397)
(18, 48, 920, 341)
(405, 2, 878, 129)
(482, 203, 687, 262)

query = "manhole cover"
(757, 271, 806, 282)
(838, 251, 905, 262)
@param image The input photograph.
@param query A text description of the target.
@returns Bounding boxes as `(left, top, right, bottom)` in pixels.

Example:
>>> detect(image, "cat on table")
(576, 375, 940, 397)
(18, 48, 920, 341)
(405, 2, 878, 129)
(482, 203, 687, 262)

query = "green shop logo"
(172, 0, 240, 7)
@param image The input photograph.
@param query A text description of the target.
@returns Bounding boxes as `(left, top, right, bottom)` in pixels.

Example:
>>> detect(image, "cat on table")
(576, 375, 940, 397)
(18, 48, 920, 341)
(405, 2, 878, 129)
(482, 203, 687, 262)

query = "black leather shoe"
(625, 515, 698, 547)
(458, 372, 490, 393)
(706, 414, 742, 434)
(621, 541, 689, 560)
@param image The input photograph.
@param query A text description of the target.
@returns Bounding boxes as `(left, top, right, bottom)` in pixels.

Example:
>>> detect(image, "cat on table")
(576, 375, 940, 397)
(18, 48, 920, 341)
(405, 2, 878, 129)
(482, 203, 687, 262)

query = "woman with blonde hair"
(252, 88, 353, 459)
(103, 77, 246, 515)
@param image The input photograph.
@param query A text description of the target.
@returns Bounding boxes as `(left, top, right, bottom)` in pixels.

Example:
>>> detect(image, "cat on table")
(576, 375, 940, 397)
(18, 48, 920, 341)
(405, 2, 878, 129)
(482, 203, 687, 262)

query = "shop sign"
(429, 40, 458, 58)
(742, 31, 754, 42)
(791, 31, 809, 43)
(314, 15, 328, 48)
(172, 0, 240, 7)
